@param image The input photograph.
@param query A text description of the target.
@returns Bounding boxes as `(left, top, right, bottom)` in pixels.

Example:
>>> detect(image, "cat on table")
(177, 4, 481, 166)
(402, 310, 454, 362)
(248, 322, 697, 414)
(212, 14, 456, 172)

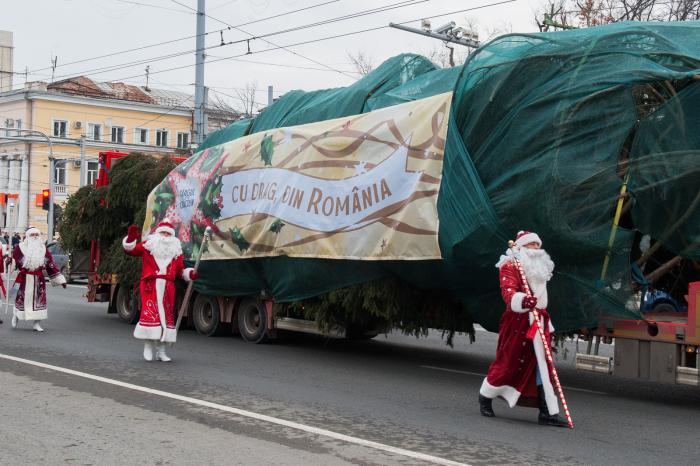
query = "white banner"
(220, 144, 420, 232)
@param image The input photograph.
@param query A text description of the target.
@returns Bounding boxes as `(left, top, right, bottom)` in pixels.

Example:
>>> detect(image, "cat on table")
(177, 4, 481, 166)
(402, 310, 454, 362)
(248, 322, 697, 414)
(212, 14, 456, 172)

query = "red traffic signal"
(42, 189, 50, 211)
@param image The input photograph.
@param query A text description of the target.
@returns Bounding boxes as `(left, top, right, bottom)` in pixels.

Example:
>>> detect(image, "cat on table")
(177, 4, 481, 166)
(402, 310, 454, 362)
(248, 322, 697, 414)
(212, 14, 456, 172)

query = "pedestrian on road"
(123, 221, 198, 362)
(11, 233, 20, 249)
(478, 230, 568, 427)
(6, 226, 67, 332)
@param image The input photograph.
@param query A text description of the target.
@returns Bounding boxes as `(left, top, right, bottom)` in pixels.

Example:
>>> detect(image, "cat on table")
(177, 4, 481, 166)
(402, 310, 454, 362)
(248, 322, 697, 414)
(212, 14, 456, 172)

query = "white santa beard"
(20, 238, 46, 271)
(519, 248, 555, 283)
(144, 235, 182, 272)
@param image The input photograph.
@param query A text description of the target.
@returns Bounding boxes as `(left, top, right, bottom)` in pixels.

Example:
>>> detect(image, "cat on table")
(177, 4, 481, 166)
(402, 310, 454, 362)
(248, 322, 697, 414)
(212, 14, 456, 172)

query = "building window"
(156, 130, 168, 147)
(54, 164, 67, 185)
(53, 120, 68, 138)
(4, 118, 13, 136)
(135, 128, 148, 144)
(176, 132, 189, 149)
(86, 161, 99, 186)
(88, 123, 102, 141)
(111, 126, 125, 143)
(15, 119, 21, 131)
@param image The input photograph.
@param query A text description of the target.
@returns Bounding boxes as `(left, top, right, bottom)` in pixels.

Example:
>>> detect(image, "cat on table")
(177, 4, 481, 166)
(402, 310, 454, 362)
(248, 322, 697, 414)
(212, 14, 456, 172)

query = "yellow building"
(0, 76, 211, 237)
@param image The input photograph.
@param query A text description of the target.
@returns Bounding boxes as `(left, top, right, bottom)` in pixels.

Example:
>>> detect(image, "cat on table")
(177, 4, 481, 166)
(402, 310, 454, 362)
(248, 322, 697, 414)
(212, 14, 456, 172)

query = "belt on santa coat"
(525, 308, 551, 340)
(142, 274, 173, 292)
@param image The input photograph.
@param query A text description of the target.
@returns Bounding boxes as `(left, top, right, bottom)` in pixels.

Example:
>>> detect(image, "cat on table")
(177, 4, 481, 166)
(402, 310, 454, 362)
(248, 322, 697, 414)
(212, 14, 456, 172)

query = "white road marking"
(0, 353, 469, 466)
(420, 365, 608, 395)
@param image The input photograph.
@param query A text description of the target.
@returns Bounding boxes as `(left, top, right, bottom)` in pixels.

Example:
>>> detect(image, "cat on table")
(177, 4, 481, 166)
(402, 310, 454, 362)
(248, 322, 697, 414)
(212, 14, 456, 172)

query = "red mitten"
(522, 295, 538, 309)
(126, 224, 140, 242)
(189, 269, 199, 280)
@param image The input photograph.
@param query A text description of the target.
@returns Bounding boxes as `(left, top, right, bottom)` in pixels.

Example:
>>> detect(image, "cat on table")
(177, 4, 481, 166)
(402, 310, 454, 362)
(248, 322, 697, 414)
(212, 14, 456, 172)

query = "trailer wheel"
(237, 297, 268, 343)
(116, 285, 140, 324)
(192, 294, 221, 337)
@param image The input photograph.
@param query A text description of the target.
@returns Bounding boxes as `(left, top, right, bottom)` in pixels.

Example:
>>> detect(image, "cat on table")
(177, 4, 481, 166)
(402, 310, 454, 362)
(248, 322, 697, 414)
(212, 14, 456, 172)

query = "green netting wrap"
(156, 21, 700, 332)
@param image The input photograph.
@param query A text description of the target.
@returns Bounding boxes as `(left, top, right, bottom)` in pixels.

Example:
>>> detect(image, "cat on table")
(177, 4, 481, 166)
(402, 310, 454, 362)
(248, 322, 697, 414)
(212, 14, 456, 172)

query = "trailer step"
(575, 353, 613, 374)
(274, 317, 345, 338)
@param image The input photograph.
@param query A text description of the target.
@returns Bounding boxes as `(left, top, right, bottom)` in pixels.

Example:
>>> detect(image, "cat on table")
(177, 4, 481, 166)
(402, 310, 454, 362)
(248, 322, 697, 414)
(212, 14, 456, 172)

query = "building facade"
(0, 76, 237, 237)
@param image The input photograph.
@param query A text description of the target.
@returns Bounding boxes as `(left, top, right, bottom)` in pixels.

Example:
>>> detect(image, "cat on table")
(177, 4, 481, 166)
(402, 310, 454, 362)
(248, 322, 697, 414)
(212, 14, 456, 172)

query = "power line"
(115, 0, 195, 14)
(171, 0, 357, 79)
(49, 0, 438, 83)
(108, 0, 517, 83)
(21, 0, 341, 76)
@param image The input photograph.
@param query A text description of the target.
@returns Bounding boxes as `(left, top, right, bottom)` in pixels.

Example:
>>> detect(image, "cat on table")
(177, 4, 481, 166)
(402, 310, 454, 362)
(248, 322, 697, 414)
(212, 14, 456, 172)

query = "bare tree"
(208, 94, 241, 130)
(535, 0, 571, 32)
(535, 0, 700, 29)
(347, 51, 375, 76)
(236, 81, 258, 118)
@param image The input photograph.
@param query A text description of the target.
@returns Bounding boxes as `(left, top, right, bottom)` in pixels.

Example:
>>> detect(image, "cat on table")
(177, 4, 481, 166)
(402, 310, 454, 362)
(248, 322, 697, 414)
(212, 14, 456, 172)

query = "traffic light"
(42, 189, 50, 211)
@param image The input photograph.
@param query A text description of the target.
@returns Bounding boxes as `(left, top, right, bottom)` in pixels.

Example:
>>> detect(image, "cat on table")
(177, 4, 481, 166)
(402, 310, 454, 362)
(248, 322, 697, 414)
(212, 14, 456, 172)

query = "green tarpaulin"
(161, 21, 700, 331)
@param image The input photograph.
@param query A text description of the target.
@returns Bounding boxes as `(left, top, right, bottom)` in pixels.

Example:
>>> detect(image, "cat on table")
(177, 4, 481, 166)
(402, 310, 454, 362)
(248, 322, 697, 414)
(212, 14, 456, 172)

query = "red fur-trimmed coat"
(123, 237, 193, 343)
(479, 260, 559, 414)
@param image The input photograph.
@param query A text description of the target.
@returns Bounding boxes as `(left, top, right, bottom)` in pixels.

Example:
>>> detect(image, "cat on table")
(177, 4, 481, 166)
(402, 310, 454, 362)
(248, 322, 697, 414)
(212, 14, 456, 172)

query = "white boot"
(143, 341, 155, 361)
(155, 343, 171, 362)
(11, 315, 18, 328)
(32, 321, 44, 332)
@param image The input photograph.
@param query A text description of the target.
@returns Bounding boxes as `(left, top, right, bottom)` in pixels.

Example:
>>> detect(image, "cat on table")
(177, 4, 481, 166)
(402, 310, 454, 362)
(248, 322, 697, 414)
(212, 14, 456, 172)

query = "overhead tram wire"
(22, 0, 341, 77)
(171, 0, 357, 79)
(41, 0, 432, 82)
(106, 0, 517, 84)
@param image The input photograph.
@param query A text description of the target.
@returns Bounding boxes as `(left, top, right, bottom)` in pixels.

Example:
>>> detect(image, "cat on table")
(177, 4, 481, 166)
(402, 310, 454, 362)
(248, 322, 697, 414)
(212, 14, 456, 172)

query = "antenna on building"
(50, 56, 58, 83)
(145, 65, 151, 91)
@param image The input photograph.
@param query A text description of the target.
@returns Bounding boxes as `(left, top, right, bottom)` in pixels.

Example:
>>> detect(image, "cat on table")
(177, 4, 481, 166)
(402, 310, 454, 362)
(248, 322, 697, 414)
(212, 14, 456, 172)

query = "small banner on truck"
(144, 91, 452, 260)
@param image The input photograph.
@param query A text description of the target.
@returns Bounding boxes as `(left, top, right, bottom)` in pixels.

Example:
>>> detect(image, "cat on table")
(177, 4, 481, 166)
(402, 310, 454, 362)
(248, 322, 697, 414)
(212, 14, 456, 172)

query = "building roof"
(46, 76, 194, 108)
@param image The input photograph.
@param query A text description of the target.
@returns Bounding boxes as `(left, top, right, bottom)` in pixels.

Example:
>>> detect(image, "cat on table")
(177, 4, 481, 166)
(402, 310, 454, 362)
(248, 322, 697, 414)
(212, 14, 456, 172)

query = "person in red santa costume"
(478, 230, 568, 427)
(6, 226, 67, 332)
(123, 221, 198, 362)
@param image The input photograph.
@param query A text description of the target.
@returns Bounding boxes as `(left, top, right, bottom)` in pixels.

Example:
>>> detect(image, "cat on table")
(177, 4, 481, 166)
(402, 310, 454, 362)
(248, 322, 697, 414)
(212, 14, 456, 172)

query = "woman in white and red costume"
(478, 230, 568, 427)
(123, 221, 198, 361)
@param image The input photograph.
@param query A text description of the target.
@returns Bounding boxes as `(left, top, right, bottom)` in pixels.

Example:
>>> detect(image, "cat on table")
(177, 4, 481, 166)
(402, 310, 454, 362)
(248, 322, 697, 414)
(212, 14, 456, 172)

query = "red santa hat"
(514, 230, 542, 248)
(155, 221, 176, 236)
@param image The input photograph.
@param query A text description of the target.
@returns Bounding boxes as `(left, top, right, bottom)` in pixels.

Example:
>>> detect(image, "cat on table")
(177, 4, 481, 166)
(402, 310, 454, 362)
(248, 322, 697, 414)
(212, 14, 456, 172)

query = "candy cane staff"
(6, 226, 68, 332)
(122, 221, 199, 362)
(478, 231, 570, 427)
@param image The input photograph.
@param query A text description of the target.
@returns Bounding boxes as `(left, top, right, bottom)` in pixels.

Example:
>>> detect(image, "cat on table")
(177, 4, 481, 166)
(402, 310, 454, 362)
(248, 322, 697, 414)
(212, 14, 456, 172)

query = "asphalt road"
(0, 284, 698, 465)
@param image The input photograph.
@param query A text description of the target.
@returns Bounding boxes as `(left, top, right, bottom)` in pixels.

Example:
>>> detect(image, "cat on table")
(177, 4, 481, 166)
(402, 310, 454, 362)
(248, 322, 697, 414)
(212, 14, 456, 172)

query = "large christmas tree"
(58, 153, 178, 290)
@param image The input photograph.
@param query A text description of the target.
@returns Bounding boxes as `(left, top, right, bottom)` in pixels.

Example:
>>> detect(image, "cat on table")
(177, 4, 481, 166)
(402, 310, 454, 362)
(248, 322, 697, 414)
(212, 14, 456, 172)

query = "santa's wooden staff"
(510, 240, 574, 429)
(174, 226, 212, 335)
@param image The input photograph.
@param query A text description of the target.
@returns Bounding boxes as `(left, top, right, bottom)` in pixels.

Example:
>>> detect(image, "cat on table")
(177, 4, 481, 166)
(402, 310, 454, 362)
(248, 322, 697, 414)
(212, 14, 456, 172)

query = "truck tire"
(237, 297, 268, 344)
(192, 294, 221, 337)
(116, 285, 140, 324)
(651, 302, 677, 313)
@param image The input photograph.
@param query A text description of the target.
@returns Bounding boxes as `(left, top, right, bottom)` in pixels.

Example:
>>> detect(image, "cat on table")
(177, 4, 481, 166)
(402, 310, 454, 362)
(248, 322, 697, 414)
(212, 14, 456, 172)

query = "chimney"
(0, 31, 13, 93)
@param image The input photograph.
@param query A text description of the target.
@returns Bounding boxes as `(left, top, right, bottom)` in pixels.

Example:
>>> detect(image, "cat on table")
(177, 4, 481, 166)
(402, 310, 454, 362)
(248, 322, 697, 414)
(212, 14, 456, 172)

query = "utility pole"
(389, 21, 480, 48)
(193, 0, 206, 146)
(267, 85, 273, 106)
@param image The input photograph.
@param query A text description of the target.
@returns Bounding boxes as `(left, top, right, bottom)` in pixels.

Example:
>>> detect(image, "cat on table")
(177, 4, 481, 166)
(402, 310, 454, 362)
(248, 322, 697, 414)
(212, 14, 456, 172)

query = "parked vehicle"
(47, 241, 89, 283)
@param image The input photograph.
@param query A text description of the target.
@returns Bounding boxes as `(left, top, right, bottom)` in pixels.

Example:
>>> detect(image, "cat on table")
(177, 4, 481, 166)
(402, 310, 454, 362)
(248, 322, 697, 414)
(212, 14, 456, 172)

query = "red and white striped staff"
(510, 240, 574, 429)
